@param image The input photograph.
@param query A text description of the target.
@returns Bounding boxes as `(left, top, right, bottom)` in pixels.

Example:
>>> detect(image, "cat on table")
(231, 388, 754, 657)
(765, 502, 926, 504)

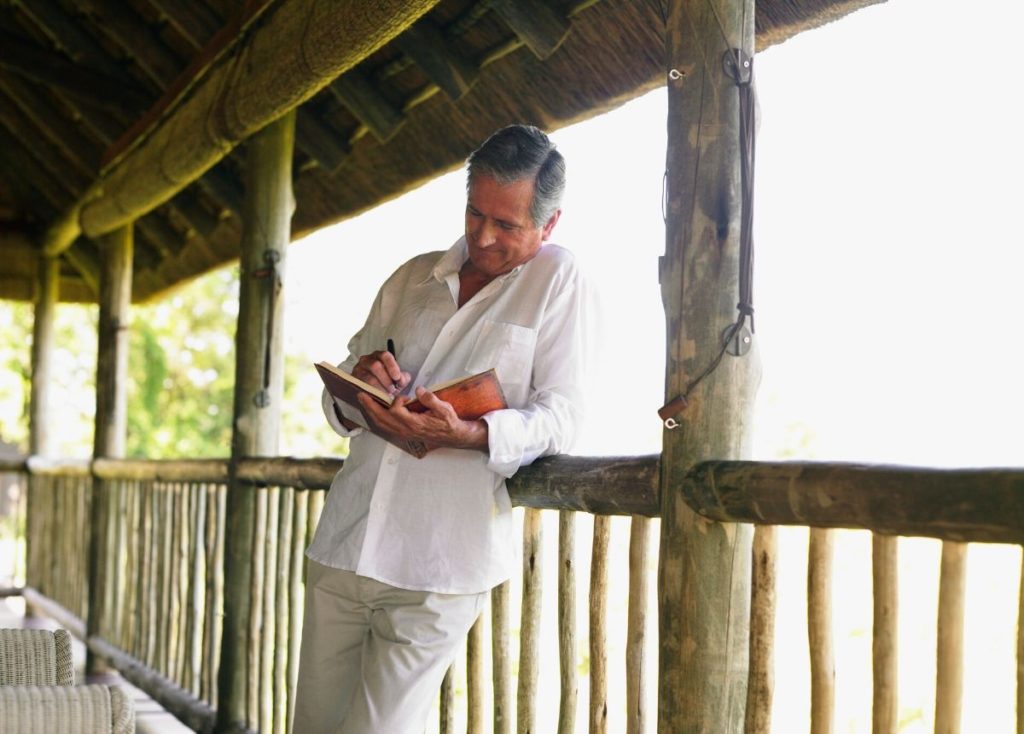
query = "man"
(293, 124, 589, 733)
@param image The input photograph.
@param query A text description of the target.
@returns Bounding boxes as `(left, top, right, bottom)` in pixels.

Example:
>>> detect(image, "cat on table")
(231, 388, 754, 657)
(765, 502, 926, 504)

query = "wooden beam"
(681, 461, 1024, 544)
(218, 110, 295, 733)
(296, 107, 351, 172)
(330, 70, 406, 143)
(492, 0, 572, 59)
(81, 0, 438, 237)
(394, 17, 479, 100)
(0, 30, 150, 115)
(659, 0, 758, 731)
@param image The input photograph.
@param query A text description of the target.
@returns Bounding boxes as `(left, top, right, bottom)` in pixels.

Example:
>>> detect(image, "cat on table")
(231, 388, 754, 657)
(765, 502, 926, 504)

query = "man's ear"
(540, 209, 562, 241)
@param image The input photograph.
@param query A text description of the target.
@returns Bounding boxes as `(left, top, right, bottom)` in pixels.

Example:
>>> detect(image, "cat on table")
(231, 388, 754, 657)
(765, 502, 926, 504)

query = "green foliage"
(1, 263, 348, 460)
(126, 269, 238, 458)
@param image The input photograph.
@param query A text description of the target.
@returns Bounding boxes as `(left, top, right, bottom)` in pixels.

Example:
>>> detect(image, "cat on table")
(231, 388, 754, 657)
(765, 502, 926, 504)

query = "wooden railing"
(7, 454, 659, 734)
(5, 455, 1023, 733)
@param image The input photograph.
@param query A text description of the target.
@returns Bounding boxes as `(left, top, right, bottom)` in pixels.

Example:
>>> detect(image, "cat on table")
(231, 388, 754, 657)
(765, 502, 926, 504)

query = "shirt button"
(387, 457, 397, 465)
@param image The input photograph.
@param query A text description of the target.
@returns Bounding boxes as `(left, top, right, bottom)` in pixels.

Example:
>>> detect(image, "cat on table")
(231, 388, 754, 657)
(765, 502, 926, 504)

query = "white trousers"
(292, 560, 487, 734)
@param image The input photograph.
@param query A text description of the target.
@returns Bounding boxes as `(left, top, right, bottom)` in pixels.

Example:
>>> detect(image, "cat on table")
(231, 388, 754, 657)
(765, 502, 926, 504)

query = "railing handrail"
(15, 455, 1024, 538)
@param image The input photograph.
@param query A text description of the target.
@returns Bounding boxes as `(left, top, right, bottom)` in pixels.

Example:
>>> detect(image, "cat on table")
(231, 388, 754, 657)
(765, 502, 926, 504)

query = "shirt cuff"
(482, 409, 526, 478)
(322, 389, 365, 437)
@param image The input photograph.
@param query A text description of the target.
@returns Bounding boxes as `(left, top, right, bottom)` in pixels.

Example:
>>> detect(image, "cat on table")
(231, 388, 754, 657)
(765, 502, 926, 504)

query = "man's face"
(465, 175, 560, 277)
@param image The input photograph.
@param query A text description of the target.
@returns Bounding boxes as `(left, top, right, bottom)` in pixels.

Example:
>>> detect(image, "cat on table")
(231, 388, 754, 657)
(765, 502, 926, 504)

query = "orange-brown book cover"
(314, 362, 508, 457)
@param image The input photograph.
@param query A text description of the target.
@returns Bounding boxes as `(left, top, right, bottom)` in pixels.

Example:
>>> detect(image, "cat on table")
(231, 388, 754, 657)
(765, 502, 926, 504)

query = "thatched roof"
(0, 0, 881, 304)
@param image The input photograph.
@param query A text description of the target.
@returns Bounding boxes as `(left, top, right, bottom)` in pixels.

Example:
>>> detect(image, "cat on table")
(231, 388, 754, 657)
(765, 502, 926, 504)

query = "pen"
(386, 338, 400, 392)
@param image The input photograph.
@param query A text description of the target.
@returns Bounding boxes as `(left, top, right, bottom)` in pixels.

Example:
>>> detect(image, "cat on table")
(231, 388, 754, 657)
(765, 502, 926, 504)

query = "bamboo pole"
(86, 224, 133, 675)
(808, 528, 835, 734)
(589, 514, 611, 734)
(872, 535, 899, 734)
(287, 491, 308, 729)
(491, 580, 512, 734)
(217, 109, 294, 734)
(660, 0, 758, 730)
(468, 613, 486, 734)
(189, 483, 207, 697)
(259, 487, 280, 733)
(935, 541, 967, 734)
(440, 665, 455, 734)
(745, 525, 777, 734)
(558, 511, 577, 734)
(248, 488, 268, 728)
(274, 488, 294, 734)
(626, 516, 653, 734)
(518, 508, 544, 734)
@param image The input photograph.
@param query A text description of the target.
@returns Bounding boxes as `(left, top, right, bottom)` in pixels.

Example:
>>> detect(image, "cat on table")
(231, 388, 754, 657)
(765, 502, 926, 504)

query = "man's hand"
(352, 349, 411, 396)
(357, 387, 489, 452)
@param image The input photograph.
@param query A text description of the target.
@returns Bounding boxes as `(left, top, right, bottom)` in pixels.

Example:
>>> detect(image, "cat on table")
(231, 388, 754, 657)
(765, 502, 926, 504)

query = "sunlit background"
(2, 0, 1022, 731)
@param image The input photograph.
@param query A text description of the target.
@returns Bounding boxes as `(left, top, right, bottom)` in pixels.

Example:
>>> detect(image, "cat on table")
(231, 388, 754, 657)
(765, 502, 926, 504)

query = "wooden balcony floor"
(0, 594, 192, 734)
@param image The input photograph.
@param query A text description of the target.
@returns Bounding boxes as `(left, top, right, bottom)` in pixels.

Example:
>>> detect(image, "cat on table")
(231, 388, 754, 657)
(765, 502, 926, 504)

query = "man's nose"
(475, 219, 497, 247)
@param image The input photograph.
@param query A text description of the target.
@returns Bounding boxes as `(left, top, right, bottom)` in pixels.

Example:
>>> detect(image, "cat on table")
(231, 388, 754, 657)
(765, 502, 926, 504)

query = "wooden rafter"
(330, 70, 406, 143)
(0, 30, 150, 115)
(394, 17, 479, 100)
(76, 0, 184, 87)
(492, 0, 572, 59)
(0, 75, 101, 175)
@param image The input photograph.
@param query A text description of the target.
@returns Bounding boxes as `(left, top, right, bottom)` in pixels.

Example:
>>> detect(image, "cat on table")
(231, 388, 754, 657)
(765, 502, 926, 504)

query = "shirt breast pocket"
(466, 320, 537, 401)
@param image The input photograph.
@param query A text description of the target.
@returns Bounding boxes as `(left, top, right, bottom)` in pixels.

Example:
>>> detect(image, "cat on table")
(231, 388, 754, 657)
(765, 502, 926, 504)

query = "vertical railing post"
(660, 0, 758, 731)
(27, 255, 60, 594)
(87, 224, 134, 675)
(216, 109, 295, 733)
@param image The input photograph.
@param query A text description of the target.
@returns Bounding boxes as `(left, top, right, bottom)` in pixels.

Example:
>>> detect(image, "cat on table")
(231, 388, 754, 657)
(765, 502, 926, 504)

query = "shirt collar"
(429, 236, 533, 286)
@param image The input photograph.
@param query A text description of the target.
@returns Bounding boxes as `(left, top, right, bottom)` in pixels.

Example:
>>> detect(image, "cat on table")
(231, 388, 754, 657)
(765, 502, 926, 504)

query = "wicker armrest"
(0, 628, 75, 685)
(0, 684, 135, 734)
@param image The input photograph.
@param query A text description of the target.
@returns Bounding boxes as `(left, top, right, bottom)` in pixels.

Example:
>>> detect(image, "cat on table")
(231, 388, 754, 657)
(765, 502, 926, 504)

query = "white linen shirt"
(306, 237, 589, 594)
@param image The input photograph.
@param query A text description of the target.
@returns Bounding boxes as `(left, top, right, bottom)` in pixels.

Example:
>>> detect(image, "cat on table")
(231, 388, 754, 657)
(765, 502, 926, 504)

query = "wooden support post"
(29, 255, 59, 456)
(27, 255, 60, 598)
(86, 224, 134, 675)
(216, 110, 295, 734)
(660, 0, 758, 731)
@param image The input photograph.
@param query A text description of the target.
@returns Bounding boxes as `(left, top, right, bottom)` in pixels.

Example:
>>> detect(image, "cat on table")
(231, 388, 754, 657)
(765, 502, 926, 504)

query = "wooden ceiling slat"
(394, 18, 479, 100)
(0, 106, 91, 194)
(198, 163, 244, 218)
(136, 215, 180, 260)
(76, 0, 185, 87)
(0, 136, 75, 217)
(492, 0, 571, 59)
(61, 244, 100, 295)
(170, 191, 220, 239)
(0, 30, 150, 115)
(0, 76, 102, 175)
(16, 0, 142, 83)
(143, 0, 222, 49)
(330, 70, 406, 143)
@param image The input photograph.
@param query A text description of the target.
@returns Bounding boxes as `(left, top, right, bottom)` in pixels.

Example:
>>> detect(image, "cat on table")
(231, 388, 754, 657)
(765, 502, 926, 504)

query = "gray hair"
(466, 124, 565, 228)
